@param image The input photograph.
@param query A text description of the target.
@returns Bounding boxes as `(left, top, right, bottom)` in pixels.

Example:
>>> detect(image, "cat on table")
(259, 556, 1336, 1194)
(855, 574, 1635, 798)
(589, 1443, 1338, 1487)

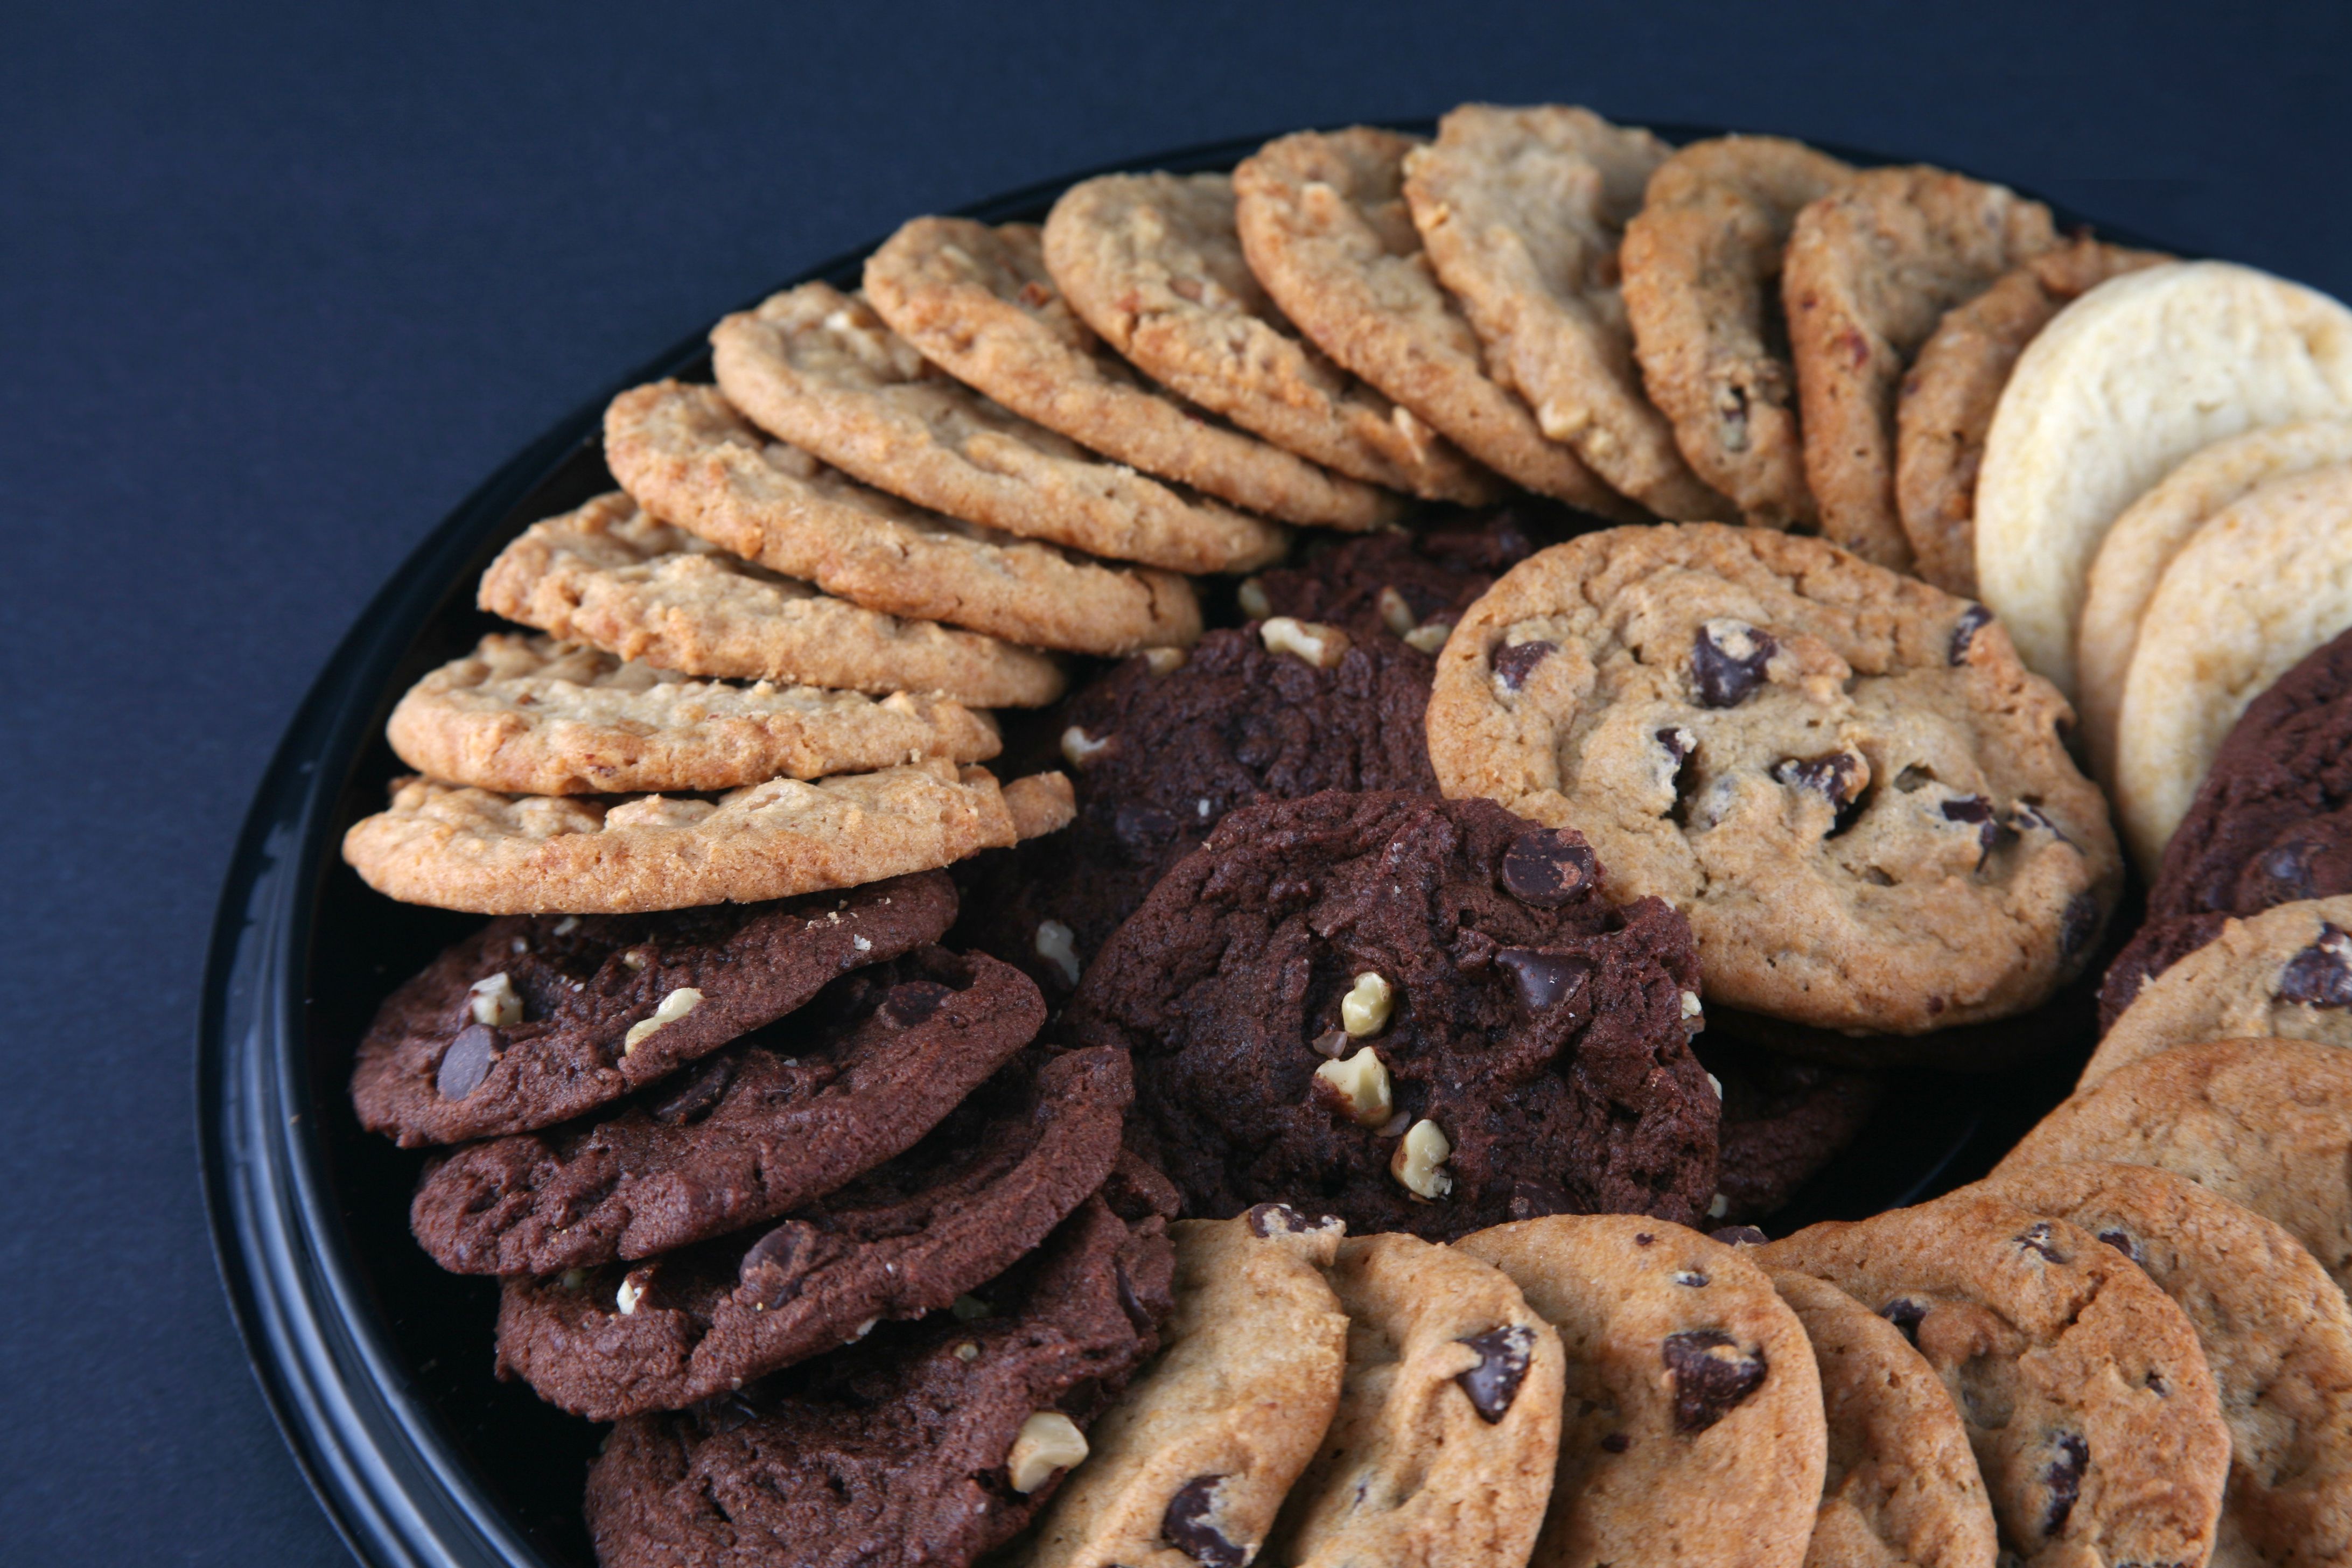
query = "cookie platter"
(198, 113, 2352, 1568)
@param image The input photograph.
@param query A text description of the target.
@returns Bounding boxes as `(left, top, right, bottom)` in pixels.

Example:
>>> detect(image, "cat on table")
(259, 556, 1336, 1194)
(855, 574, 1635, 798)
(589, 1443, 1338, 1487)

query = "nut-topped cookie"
(1759, 1191, 2231, 1568)
(1264, 1231, 1566, 1568)
(1424, 523, 2120, 1034)
(1064, 791, 1719, 1240)
(1458, 1215, 1827, 1568)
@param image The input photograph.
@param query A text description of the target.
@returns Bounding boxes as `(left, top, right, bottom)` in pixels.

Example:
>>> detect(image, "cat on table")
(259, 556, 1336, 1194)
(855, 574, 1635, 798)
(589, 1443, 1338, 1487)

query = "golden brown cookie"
(1895, 237, 2167, 595)
(604, 381, 1201, 656)
(1459, 1215, 1825, 1568)
(384, 633, 1000, 795)
(1783, 166, 2059, 568)
(477, 493, 1065, 709)
(1041, 170, 1496, 502)
(1759, 1192, 2231, 1568)
(1978, 1161, 2352, 1568)
(1996, 1037, 2352, 1294)
(1231, 125, 1636, 517)
(1620, 135, 1854, 530)
(1402, 103, 1731, 520)
(341, 759, 1060, 914)
(863, 216, 1396, 531)
(710, 283, 1289, 573)
(1767, 1270, 1997, 1568)
(1424, 523, 2120, 1034)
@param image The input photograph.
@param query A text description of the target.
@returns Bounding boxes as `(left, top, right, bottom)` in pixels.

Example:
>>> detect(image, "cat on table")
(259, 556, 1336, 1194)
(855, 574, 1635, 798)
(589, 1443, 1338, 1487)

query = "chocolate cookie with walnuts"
(583, 1192, 1173, 1568)
(1246, 502, 1550, 646)
(495, 1044, 1129, 1420)
(349, 870, 954, 1146)
(1425, 523, 2120, 1035)
(1695, 1037, 1881, 1223)
(409, 947, 1043, 1275)
(1063, 790, 1719, 1240)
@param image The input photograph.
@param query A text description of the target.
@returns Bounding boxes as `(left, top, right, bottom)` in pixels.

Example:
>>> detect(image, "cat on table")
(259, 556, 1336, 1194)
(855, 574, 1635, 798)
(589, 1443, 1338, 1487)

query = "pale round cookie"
(1620, 135, 1854, 530)
(1759, 1192, 2232, 1568)
(2113, 462, 2352, 873)
(1996, 1037, 2352, 1294)
(1264, 1230, 1565, 1568)
(1766, 1270, 1997, 1568)
(1974, 260, 2352, 697)
(2077, 418, 2352, 782)
(341, 758, 1056, 914)
(1458, 1215, 1825, 1568)
(1041, 170, 1497, 502)
(385, 633, 1000, 795)
(1021, 1205, 1350, 1568)
(1895, 237, 2167, 597)
(604, 381, 1201, 656)
(1783, 165, 2059, 569)
(477, 493, 1065, 709)
(709, 283, 1289, 574)
(1231, 125, 1637, 518)
(1401, 103, 1731, 521)
(1979, 1161, 2352, 1568)
(2086, 896, 2352, 1089)
(1424, 523, 2120, 1034)
(864, 216, 1397, 531)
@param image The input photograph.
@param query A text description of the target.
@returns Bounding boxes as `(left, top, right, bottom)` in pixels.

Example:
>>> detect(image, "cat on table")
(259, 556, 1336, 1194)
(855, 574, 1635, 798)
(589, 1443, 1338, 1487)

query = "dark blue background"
(8, 3, 2348, 1561)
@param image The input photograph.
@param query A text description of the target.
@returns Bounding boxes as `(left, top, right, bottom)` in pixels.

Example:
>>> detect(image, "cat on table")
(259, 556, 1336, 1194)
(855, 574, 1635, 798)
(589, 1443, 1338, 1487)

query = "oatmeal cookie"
(1760, 1192, 2231, 1568)
(1620, 135, 1854, 529)
(1460, 1215, 1826, 1568)
(1783, 165, 2059, 569)
(604, 381, 1201, 655)
(386, 632, 999, 796)
(1042, 170, 1495, 501)
(477, 492, 1065, 708)
(1975, 261, 2352, 696)
(1895, 237, 2167, 596)
(711, 283, 1288, 573)
(1402, 103, 1732, 520)
(864, 216, 1396, 530)
(1265, 1231, 1565, 1568)
(2085, 897, 2352, 1087)
(1424, 524, 2120, 1033)
(1232, 127, 1635, 516)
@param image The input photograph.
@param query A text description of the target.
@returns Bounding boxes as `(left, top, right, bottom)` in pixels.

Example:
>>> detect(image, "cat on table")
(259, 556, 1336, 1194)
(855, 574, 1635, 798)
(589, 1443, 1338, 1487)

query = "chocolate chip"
(1710, 1225, 1769, 1246)
(1492, 639, 1556, 691)
(648, 1055, 733, 1124)
(1500, 828, 1598, 907)
(2039, 1432, 2089, 1537)
(1950, 604, 1993, 664)
(2005, 801, 2074, 848)
(1115, 803, 1183, 859)
(1599, 1431, 1631, 1453)
(1245, 1202, 1319, 1237)
(881, 980, 954, 1027)
(2275, 923, 2352, 1007)
(2060, 893, 2103, 962)
(1657, 726, 1695, 763)
(1495, 949, 1593, 1012)
(1662, 1329, 1768, 1433)
(1880, 1298, 1928, 1342)
(1635, 1233, 1655, 1247)
(2017, 1221, 2068, 1264)
(696, 1391, 761, 1434)
(2096, 1228, 2144, 1265)
(1161, 1475, 1243, 1568)
(739, 1221, 816, 1310)
(1776, 752, 1866, 805)
(1940, 795, 2000, 863)
(1673, 1270, 1710, 1287)
(436, 1024, 499, 1100)
(1454, 1326, 1537, 1423)
(2254, 838, 2320, 902)
(1691, 620, 1776, 708)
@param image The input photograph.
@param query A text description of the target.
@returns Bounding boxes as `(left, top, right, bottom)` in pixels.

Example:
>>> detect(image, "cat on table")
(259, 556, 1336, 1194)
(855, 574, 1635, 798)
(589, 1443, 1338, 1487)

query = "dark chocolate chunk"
(1162, 1475, 1244, 1568)
(2039, 1431, 2089, 1537)
(882, 980, 953, 1026)
(1495, 949, 1595, 1013)
(739, 1221, 814, 1310)
(1691, 621, 1776, 708)
(2061, 893, 2103, 963)
(1599, 1431, 1631, 1453)
(1116, 802, 1184, 858)
(2095, 1228, 2144, 1265)
(1709, 1225, 1769, 1246)
(1941, 795, 2000, 862)
(1661, 1328, 1768, 1433)
(1501, 828, 1599, 907)
(1454, 1325, 1537, 1423)
(1777, 752, 1866, 806)
(1493, 639, 1556, 691)
(1672, 1270, 1710, 1287)
(1950, 604, 1993, 664)
(1879, 1298, 1929, 1342)
(2016, 1221, 2068, 1264)
(1245, 1202, 1322, 1237)
(646, 1055, 732, 1125)
(437, 1024, 500, 1101)
(2274, 923, 2352, 1007)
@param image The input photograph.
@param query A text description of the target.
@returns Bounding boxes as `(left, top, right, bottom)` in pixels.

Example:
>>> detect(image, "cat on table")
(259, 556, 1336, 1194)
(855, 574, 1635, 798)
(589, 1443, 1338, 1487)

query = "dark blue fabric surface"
(6, 3, 2348, 1562)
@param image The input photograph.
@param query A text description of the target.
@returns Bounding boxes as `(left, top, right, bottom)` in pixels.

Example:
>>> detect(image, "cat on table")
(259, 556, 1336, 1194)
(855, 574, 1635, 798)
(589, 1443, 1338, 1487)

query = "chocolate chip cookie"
(2087, 897, 2352, 1088)
(1024, 1206, 1349, 1568)
(1065, 791, 1719, 1239)
(494, 1044, 1129, 1419)
(1424, 523, 2120, 1034)
(582, 1193, 1172, 1568)
(1264, 1231, 1565, 1568)
(349, 871, 953, 1146)
(409, 947, 1043, 1274)
(1459, 1215, 1827, 1568)
(1760, 1192, 2232, 1568)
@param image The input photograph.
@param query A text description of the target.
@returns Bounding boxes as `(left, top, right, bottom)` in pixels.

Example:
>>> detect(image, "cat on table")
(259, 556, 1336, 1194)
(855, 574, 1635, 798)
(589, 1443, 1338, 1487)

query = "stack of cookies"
(334, 101, 2352, 1568)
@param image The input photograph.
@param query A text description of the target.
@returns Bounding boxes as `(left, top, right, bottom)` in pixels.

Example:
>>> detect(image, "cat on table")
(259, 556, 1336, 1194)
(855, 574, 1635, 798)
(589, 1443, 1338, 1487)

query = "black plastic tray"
(198, 123, 2155, 1568)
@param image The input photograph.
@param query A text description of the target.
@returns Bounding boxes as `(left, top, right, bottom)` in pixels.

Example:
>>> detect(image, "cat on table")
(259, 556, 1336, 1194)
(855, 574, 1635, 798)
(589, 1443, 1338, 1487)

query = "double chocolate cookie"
(583, 1194, 1173, 1568)
(1247, 503, 1552, 644)
(1693, 1037, 1881, 1222)
(1065, 790, 1719, 1240)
